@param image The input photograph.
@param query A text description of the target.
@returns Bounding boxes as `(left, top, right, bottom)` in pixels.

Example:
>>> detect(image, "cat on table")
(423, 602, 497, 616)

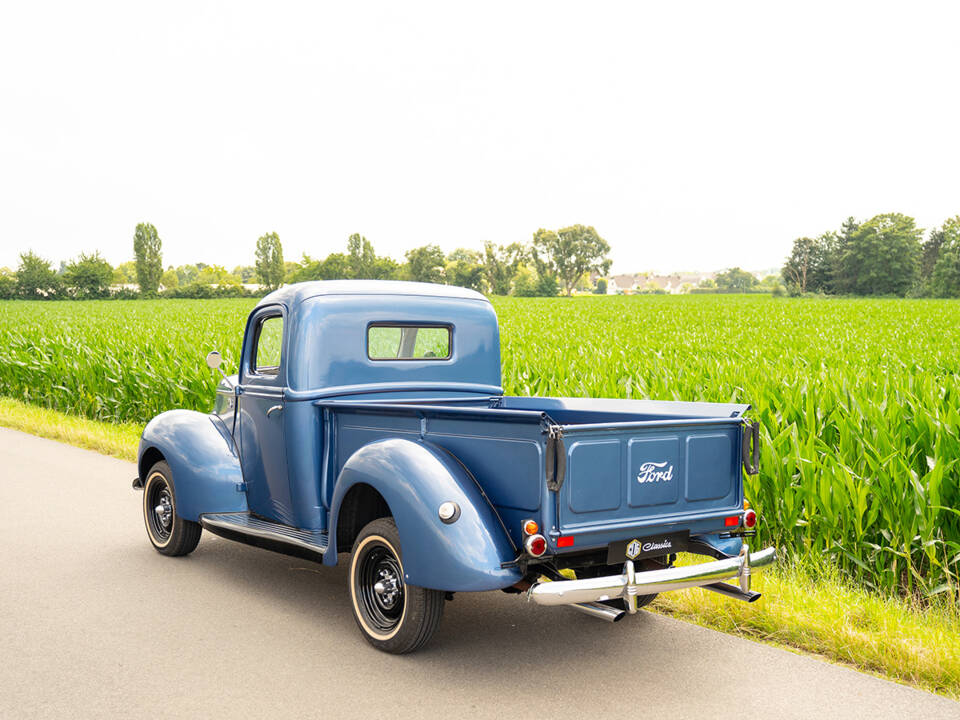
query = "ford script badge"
(636, 460, 674, 484)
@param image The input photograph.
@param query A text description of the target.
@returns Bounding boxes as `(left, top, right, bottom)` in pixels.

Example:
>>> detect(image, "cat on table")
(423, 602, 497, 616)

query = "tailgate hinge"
(545, 425, 567, 492)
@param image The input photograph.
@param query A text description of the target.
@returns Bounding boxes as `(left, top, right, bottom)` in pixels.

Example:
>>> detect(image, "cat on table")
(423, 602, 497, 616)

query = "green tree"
(196, 264, 240, 286)
(347, 233, 375, 278)
(594, 277, 607, 294)
(16, 251, 62, 299)
(160, 268, 179, 289)
(232, 265, 256, 282)
(482, 241, 526, 295)
(531, 224, 611, 296)
(782, 233, 838, 294)
(255, 232, 285, 291)
(133, 222, 163, 295)
(319, 253, 353, 280)
(346, 234, 398, 280)
(173, 264, 200, 286)
(286, 252, 347, 282)
(405, 245, 446, 284)
(837, 213, 922, 296)
(929, 216, 960, 297)
(715, 267, 757, 291)
(445, 248, 484, 291)
(112, 260, 137, 285)
(512, 263, 539, 296)
(508, 263, 557, 296)
(0, 269, 17, 299)
(535, 272, 558, 297)
(63, 252, 113, 299)
(921, 226, 947, 284)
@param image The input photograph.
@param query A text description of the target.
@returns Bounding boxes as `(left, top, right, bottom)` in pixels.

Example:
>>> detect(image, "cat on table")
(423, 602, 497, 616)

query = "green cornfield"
(0, 294, 958, 602)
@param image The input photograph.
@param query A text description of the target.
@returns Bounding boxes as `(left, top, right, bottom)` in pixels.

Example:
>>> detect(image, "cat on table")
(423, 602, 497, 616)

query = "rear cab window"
(368, 324, 451, 360)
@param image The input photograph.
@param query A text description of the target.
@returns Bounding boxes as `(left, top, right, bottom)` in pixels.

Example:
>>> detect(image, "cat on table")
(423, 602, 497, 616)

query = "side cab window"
(243, 307, 286, 385)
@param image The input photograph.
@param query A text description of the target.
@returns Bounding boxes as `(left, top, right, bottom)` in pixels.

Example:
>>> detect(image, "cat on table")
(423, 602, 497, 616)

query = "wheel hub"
(155, 491, 173, 530)
(373, 568, 401, 609)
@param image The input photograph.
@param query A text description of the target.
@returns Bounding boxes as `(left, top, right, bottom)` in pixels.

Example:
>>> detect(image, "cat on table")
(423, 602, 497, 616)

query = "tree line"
(0, 223, 612, 300)
(782, 213, 960, 297)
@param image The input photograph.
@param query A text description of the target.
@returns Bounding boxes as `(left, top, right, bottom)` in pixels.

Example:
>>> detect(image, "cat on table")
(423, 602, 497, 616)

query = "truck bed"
(318, 395, 750, 553)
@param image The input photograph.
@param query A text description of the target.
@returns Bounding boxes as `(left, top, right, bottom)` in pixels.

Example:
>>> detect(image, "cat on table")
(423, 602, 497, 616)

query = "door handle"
(266, 404, 283, 418)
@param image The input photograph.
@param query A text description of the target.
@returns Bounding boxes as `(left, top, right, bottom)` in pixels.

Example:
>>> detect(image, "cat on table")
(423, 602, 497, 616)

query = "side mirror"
(205, 350, 234, 388)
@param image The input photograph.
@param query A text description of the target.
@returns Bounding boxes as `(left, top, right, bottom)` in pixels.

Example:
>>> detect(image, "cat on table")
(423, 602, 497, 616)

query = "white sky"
(1, 1, 958, 274)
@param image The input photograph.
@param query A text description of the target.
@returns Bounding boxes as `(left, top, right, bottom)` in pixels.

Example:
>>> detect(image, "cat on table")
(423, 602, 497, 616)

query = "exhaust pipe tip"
(703, 581, 762, 603)
(571, 601, 626, 623)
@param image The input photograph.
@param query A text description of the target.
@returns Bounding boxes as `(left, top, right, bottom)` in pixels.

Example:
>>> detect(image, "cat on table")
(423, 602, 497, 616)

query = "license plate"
(606, 531, 689, 564)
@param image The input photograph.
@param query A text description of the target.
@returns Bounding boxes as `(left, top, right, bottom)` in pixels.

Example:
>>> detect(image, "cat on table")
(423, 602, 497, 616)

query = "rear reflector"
(724, 516, 740, 527)
(557, 536, 574, 548)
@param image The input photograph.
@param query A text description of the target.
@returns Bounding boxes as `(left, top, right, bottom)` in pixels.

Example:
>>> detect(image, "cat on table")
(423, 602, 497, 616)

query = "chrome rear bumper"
(528, 544, 776, 613)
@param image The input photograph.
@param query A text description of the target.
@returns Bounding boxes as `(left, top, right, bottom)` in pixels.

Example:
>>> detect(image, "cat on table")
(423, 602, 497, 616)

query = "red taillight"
(744, 509, 757, 528)
(557, 535, 574, 548)
(724, 515, 740, 527)
(525, 534, 547, 557)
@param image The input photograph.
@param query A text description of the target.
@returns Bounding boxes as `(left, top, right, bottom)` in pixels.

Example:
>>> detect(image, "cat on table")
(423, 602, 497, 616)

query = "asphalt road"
(1, 428, 957, 720)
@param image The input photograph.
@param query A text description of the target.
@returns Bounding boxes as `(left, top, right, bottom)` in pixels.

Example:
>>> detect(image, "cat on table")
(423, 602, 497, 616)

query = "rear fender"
(138, 410, 247, 521)
(328, 438, 522, 592)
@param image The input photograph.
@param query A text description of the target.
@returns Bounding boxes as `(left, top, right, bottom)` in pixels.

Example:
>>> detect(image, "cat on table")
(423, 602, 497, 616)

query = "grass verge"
(652, 555, 960, 699)
(0, 398, 956, 699)
(0, 396, 140, 461)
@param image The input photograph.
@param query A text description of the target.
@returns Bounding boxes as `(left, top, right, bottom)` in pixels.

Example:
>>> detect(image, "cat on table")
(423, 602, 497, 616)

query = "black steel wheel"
(142, 461, 202, 557)
(349, 518, 444, 654)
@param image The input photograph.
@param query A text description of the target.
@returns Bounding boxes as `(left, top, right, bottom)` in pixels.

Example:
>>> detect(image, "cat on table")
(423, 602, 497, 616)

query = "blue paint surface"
(139, 410, 247, 521)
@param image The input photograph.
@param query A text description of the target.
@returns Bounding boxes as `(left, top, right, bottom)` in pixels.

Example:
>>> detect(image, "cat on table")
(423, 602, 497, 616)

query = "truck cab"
(136, 280, 774, 653)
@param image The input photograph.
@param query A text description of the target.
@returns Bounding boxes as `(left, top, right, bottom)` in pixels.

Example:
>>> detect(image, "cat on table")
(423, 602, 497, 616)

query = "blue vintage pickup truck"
(134, 280, 775, 653)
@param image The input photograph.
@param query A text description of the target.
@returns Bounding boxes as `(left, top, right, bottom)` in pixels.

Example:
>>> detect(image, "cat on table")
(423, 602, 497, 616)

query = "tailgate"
(553, 418, 747, 538)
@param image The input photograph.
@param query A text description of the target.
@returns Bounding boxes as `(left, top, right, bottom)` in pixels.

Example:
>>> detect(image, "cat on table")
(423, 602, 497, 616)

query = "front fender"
(138, 410, 247, 521)
(328, 438, 522, 592)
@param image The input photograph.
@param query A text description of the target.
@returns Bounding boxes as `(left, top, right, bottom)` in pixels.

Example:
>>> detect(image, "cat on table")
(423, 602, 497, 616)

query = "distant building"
(608, 274, 640, 294)
(603, 272, 714, 295)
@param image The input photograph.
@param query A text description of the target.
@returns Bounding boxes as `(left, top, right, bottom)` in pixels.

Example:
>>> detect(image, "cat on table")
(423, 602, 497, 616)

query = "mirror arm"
(217, 367, 235, 389)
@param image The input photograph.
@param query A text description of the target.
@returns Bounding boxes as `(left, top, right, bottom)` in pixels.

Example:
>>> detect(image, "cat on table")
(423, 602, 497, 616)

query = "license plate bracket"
(606, 530, 689, 564)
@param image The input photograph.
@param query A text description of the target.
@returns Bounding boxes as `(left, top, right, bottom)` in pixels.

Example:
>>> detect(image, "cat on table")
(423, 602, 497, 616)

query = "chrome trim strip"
(200, 513, 329, 555)
(527, 546, 776, 607)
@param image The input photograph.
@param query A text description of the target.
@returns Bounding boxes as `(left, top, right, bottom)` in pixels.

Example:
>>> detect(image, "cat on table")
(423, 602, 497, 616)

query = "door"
(238, 307, 295, 525)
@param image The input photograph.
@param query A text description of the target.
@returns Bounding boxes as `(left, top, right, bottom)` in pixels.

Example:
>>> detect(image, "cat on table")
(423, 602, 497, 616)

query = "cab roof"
(258, 280, 489, 309)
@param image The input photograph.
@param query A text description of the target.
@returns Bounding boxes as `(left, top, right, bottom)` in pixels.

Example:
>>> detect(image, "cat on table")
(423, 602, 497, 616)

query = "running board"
(200, 513, 329, 562)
